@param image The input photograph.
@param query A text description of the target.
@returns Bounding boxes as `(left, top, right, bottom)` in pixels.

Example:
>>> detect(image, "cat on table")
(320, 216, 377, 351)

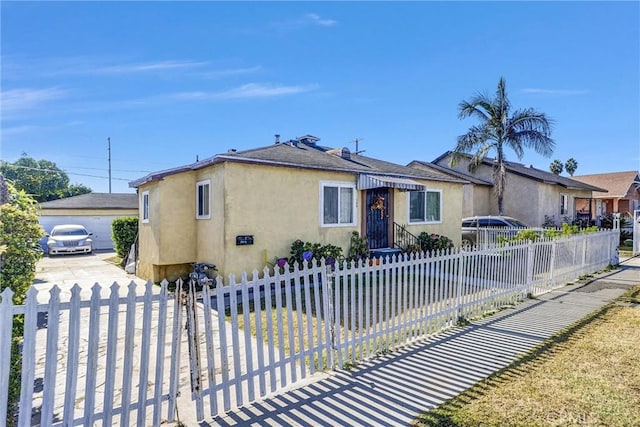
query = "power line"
(0, 163, 133, 181)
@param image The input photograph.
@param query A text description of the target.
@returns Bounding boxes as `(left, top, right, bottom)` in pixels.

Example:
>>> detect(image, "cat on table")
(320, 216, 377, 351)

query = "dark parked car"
(47, 224, 94, 256)
(462, 216, 529, 248)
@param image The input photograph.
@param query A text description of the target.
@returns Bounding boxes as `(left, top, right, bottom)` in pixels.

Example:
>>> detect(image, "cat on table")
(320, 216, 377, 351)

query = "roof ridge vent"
(296, 134, 320, 145)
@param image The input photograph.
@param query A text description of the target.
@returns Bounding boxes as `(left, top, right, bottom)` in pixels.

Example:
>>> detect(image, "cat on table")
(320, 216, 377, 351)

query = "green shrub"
(417, 233, 454, 253)
(347, 231, 369, 261)
(288, 239, 343, 267)
(111, 216, 138, 258)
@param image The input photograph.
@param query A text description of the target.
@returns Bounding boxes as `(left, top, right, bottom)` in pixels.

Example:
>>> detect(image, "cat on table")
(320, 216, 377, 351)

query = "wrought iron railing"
(393, 222, 420, 251)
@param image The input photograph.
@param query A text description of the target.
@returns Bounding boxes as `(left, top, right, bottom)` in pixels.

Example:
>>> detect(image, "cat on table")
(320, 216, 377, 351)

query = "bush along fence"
(0, 229, 619, 423)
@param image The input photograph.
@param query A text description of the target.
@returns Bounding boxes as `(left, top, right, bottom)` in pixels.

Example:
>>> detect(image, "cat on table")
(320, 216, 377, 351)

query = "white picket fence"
(184, 229, 618, 420)
(0, 281, 183, 426)
(0, 229, 619, 424)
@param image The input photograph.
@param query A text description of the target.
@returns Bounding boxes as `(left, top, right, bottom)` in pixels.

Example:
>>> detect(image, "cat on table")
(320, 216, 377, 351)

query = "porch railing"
(393, 222, 420, 251)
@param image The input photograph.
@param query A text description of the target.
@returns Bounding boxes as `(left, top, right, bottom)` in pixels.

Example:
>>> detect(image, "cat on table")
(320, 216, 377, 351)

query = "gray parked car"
(462, 216, 529, 248)
(47, 224, 94, 256)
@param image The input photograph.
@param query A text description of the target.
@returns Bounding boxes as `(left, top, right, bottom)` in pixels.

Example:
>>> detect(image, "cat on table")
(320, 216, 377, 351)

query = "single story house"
(129, 135, 467, 282)
(38, 192, 138, 250)
(571, 171, 640, 219)
(413, 151, 606, 227)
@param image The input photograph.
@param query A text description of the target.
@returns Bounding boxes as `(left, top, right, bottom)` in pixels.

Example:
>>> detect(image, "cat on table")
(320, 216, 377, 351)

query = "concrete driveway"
(32, 251, 148, 303)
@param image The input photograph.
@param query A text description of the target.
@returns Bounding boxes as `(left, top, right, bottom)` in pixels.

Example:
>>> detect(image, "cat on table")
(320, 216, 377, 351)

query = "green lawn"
(414, 285, 640, 427)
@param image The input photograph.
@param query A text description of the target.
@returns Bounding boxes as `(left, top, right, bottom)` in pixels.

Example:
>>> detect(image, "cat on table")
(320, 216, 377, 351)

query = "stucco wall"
(393, 180, 463, 246)
(137, 171, 197, 281)
(217, 163, 360, 277)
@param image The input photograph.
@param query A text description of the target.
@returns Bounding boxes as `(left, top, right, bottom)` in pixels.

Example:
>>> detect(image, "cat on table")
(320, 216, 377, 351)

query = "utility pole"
(108, 137, 112, 193)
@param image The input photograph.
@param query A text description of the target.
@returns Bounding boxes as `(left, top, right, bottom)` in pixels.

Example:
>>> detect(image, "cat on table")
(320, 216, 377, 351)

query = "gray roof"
(130, 138, 468, 188)
(408, 160, 493, 186)
(431, 151, 607, 192)
(39, 193, 138, 209)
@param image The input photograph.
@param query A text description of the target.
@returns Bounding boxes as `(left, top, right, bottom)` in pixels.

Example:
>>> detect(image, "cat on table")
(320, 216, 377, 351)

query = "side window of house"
(320, 182, 356, 226)
(560, 194, 568, 215)
(141, 191, 150, 223)
(409, 189, 442, 223)
(196, 179, 211, 219)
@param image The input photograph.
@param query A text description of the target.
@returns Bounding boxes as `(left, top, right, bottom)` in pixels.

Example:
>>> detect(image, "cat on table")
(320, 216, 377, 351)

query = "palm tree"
(565, 158, 578, 176)
(550, 159, 564, 175)
(450, 77, 555, 215)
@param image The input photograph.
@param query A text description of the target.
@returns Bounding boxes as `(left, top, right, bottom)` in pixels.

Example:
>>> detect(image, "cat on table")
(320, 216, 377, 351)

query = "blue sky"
(1, 1, 638, 194)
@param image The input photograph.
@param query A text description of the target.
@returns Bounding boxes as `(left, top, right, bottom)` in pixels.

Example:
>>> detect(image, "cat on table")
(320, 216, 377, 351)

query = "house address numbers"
(236, 235, 254, 246)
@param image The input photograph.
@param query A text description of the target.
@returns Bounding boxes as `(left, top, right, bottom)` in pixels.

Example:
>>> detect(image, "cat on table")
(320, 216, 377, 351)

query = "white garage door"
(39, 216, 124, 250)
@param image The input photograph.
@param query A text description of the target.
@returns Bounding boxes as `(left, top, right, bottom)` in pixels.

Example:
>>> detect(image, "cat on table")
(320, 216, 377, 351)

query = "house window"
(320, 182, 356, 226)
(196, 180, 211, 219)
(409, 189, 442, 223)
(560, 194, 569, 215)
(141, 191, 149, 223)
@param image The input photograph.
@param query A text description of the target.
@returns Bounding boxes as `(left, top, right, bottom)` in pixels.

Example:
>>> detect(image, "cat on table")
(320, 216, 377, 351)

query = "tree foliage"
(565, 158, 578, 176)
(0, 179, 45, 425)
(0, 155, 91, 202)
(451, 77, 555, 215)
(0, 182, 44, 304)
(549, 159, 564, 175)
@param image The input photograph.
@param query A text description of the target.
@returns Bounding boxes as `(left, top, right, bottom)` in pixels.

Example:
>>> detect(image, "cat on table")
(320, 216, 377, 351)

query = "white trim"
(141, 191, 150, 224)
(319, 181, 357, 227)
(560, 193, 569, 216)
(196, 179, 211, 220)
(407, 188, 443, 224)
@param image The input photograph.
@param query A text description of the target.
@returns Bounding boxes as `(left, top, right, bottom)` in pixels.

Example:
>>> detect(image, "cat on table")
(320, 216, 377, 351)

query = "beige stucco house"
(129, 136, 466, 282)
(572, 171, 640, 219)
(412, 151, 605, 227)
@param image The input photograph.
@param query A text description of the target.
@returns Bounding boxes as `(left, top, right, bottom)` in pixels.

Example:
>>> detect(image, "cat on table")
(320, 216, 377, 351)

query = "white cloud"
(86, 60, 210, 75)
(521, 88, 589, 96)
(271, 13, 338, 32)
(173, 83, 318, 100)
(305, 13, 338, 27)
(1, 87, 67, 114)
(196, 66, 263, 79)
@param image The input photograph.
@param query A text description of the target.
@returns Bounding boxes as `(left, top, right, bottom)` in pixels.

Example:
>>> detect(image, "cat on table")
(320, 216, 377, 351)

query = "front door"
(366, 188, 389, 249)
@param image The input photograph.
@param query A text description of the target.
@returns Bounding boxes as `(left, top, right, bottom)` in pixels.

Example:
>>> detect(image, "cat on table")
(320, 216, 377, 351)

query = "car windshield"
(52, 228, 88, 236)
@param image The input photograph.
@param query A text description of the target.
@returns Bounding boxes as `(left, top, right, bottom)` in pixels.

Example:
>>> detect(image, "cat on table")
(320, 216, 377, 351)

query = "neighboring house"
(572, 171, 640, 219)
(38, 193, 138, 250)
(417, 151, 606, 227)
(129, 135, 467, 282)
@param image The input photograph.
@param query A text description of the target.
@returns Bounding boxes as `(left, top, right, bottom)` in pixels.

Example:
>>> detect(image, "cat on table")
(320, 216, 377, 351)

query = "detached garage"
(39, 193, 138, 251)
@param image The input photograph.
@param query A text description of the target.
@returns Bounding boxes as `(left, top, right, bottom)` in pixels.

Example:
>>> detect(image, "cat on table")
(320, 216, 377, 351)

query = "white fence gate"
(0, 281, 183, 426)
(1, 229, 619, 424)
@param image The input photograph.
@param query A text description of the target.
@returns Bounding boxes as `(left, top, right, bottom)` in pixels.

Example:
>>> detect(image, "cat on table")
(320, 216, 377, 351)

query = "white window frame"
(319, 181, 357, 227)
(560, 194, 569, 216)
(141, 191, 150, 224)
(196, 179, 211, 220)
(408, 188, 443, 224)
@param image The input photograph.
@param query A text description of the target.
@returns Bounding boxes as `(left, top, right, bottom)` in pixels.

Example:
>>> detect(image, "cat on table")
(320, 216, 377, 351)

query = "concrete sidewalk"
(200, 257, 639, 427)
